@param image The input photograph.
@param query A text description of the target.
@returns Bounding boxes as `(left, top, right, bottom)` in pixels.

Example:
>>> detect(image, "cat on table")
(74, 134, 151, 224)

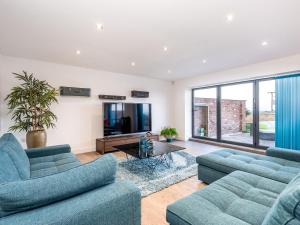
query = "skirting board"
(72, 146, 95, 154)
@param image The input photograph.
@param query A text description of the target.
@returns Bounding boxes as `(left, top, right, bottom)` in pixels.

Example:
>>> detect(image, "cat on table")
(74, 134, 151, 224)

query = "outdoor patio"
(222, 132, 275, 147)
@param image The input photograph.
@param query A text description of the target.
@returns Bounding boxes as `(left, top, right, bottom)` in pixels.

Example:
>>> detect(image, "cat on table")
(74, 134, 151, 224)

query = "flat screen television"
(103, 103, 152, 136)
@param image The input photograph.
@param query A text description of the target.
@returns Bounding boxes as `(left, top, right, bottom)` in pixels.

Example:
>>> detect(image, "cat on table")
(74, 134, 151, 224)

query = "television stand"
(96, 134, 160, 154)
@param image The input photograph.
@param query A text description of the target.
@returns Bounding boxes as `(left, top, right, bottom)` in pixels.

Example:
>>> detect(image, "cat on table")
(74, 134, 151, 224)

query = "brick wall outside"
(194, 98, 246, 137)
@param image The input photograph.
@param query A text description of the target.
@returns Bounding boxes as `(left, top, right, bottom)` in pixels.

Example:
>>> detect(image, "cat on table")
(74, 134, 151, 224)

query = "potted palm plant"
(160, 127, 178, 142)
(5, 71, 58, 148)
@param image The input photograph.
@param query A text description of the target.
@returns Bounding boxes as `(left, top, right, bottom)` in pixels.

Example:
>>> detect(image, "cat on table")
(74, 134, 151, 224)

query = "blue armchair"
(0, 133, 141, 225)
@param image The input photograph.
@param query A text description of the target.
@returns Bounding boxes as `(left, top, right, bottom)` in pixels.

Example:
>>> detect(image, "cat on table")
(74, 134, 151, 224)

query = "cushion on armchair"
(0, 133, 30, 182)
(0, 154, 117, 218)
(0, 153, 22, 183)
(25, 144, 71, 158)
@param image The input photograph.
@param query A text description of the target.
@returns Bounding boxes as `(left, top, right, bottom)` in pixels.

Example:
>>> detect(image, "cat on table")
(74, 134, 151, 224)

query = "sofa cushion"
(0, 133, 30, 182)
(30, 152, 81, 178)
(0, 154, 117, 218)
(262, 173, 300, 225)
(167, 171, 287, 225)
(197, 149, 300, 183)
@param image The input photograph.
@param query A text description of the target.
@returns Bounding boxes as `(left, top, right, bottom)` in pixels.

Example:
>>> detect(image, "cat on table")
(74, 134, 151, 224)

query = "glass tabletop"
(113, 141, 185, 158)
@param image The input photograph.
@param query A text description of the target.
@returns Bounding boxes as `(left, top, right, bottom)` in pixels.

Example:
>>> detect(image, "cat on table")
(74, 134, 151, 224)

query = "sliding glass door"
(192, 78, 276, 149)
(192, 87, 217, 139)
(258, 80, 275, 147)
(221, 82, 254, 145)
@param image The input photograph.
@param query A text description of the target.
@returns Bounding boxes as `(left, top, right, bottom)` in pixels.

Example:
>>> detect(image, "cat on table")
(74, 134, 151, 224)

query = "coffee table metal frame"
(114, 141, 185, 172)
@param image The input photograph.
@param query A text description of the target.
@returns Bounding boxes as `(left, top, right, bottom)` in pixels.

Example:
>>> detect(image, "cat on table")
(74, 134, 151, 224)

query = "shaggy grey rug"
(116, 151, 197, 197)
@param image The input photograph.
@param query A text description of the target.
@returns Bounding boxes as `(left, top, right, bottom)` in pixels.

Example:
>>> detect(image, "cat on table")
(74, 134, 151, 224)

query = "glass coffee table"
(114, 141, 186, 169)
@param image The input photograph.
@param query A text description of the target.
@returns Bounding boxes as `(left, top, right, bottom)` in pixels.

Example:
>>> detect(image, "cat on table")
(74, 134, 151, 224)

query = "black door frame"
(192, 77, 275, 149)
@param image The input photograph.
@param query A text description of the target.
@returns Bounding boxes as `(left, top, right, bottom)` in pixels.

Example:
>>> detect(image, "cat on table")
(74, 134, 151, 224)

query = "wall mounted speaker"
(131, 90, 149, 98)
(99, 95, 126, 100)
(60, 87, 91, 97)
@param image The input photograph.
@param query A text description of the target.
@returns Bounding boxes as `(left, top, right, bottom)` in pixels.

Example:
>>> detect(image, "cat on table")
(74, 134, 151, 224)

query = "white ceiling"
(0, 0, 300, 81)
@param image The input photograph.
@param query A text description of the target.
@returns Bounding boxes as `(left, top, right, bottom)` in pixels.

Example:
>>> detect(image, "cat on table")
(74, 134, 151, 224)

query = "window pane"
(193, 88, 217, 138)
(221, 83, 253, 144)
(259, 80, 275, 147)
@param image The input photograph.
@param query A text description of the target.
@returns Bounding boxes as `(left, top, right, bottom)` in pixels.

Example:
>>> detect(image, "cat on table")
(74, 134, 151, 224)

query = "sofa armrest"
(25, 144, 71, 158)
(266, 147, 300, 162)
(0, 154, 117, 218)
(0, 181, 141, 225)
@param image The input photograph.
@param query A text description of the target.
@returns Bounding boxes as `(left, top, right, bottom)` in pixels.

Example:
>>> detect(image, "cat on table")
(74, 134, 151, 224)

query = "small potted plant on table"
(160, 127, 178, 143)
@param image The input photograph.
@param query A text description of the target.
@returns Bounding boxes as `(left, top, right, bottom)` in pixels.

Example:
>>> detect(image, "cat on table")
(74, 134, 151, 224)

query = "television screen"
(103, 103, 152, 136)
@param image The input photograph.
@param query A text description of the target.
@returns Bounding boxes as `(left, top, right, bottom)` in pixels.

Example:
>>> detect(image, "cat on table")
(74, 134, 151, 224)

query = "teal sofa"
(197, 148, 300, 184)
(0, 133, 141, 225)
(167, 148, 300, 225)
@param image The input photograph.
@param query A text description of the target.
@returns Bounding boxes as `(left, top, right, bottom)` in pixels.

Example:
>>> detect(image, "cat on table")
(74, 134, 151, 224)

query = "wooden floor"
(77, 141, 223, 225)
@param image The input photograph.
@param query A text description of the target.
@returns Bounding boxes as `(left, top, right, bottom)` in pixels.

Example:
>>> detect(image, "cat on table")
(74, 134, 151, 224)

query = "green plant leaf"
(160, 127, 178, 137)
(5, 71, 58, 132)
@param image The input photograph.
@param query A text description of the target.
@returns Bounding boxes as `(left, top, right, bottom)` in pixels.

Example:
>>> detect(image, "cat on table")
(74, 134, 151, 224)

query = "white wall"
(173, 54, 300, 140)
(2, 53, 300, 151)
(0, 54, 4, 135)
(0, 56, 173, 153)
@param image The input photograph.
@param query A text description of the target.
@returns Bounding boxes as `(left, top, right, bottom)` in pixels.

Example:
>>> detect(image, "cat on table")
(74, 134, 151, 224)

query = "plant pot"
(26, 130, 47, 148)
(166, 137, 174, 143)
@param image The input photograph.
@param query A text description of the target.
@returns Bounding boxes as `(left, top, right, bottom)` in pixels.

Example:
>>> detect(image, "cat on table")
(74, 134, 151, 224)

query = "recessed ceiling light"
(226, 14, 234, 22)
(97, 23, 104, 30)
(76, 50, 81, 55)
(261, 41, 268, 46)
(202, 59, 207, 64)
(163, 46, 168, 52)
(131, 62, 136, 67)
(168, 70, 172, 74)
